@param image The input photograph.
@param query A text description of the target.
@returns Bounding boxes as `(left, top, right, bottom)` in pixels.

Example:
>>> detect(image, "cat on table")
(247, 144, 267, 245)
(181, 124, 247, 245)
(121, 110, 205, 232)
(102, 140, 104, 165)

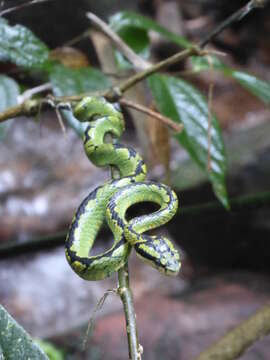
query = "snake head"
(134, 235, 181, 276)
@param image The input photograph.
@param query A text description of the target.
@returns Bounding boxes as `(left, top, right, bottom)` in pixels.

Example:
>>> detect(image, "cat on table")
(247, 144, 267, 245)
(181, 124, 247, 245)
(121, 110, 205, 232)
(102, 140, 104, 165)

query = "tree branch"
(119, 98, 183, 133)
(118, 264, 142, 360)
(199, 0, 269, 48)
(195, 301, 270, 360)
(86, 12, 150, 71)
(0, 0, 55, 16)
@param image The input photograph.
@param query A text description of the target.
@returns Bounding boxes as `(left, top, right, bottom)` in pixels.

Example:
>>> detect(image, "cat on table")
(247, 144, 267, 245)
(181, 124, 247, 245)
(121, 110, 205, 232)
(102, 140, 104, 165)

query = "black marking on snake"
(67, 237, 126, 268)
(114, 143, 137, 159)
(135, 159, 146, 177)
(84, 125, 92, 144)
(66, 185, 102, 250)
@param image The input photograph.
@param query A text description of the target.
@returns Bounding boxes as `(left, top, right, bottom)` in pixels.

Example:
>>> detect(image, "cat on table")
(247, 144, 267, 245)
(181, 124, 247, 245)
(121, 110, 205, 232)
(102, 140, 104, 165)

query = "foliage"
(0, 13, 269, 207)
(148, 75, 228, 208)
(0, 75, 19, 139)
(0, 305, 48, 359)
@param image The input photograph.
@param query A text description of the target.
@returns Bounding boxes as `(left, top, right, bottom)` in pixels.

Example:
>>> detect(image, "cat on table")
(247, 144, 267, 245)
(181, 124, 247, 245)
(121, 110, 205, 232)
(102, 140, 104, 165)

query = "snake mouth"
(164, 260, 181, 276)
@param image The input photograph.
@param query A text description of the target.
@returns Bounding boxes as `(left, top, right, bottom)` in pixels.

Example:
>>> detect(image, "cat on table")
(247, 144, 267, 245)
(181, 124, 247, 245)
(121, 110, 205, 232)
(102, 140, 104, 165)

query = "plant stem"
(119, 98, 183, 133)
(118, 263, 141, 360)
(199, 0, 269, 48)
(195, 301, 270, 360)
(0, 0, 55, 16)
(86, 12, 150, 71)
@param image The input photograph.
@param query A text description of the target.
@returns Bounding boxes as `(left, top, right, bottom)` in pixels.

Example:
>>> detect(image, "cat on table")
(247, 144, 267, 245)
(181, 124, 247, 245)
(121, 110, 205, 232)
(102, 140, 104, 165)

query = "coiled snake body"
(65, 97, 180, 280)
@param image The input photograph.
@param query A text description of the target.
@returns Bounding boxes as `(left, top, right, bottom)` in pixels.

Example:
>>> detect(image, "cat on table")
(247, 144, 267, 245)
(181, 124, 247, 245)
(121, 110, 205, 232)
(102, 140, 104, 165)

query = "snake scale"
(65, 97, 180, 280)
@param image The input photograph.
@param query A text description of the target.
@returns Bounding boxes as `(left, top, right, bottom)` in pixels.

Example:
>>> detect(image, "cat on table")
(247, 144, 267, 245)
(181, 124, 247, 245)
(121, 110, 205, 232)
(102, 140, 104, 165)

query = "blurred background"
(0, 0, 270, 359)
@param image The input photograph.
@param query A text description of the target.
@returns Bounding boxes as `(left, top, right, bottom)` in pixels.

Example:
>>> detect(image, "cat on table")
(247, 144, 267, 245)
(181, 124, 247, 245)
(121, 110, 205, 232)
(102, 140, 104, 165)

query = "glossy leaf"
(228, 70, 270, 106)
(50, 65, 111, 137)
(191, 55, 225, 72)
(148, 74, 229, 208)
(0, 75, 20, 140)
(191, 55, 270, 106)
(110, 11, 191, 48)
(110, 11, 191, 67)
(114, 27, 150, 68)
(0, 305, 48, 359)
(0, 18, 49, 69)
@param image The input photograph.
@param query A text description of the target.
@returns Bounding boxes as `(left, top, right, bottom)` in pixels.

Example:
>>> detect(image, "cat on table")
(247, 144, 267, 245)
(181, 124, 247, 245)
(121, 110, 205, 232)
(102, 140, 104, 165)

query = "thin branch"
(0, 0, 55, 16)
(18, 83, 51, 103)
(86, 12, 150, 71)
(119, 98, 183, 133)
(118, 47, 201, 94)
(199, 0, 269, 48)
(195, 301, 270, 360)
(118, 263, 142, 360)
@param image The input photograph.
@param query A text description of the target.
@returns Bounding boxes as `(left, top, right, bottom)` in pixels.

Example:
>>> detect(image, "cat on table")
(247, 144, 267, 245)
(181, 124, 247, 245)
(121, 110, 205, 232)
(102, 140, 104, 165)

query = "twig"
(82, 289, 117, 351)
(18, 83, 51, 103)
(55, 107, 66, 134)
(199, 0, 269, 48)
(195, 301, 270, 360)
(118, 263, 142, 360)
(119, 98, 183, 133)
(118, 47, 201, 94)
(0, 0, 55, 16)
(86, 12, 150, 71)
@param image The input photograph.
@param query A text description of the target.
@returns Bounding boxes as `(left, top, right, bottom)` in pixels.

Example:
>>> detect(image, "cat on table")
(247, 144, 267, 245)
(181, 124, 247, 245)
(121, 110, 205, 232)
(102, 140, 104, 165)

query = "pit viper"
(65, 96, 180, 280)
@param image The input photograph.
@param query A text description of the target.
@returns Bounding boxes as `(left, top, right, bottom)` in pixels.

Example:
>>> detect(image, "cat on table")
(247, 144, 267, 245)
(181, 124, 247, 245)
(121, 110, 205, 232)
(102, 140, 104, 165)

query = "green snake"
(65, 96, 180, 280)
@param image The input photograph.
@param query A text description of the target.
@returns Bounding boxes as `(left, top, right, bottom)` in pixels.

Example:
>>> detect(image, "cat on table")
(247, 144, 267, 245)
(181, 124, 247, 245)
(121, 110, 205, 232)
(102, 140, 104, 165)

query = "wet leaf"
(148, 75, 229, 208)
(0, 18, 49, 69)
(0, 305, 48, 359)
(50, 64, 111, 137)
(0, 75, 20, 140)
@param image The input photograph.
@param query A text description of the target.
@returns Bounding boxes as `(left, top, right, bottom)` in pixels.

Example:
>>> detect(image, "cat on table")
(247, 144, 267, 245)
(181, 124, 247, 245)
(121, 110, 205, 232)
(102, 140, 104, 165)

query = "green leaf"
(36, 340, 65, 360)
(0, 305, 48, 359)
(0, 18, 49, 69)
(0, 75, 20, 140)
(114, 27, 150, 69)
(228, 71, 270, 106)
(191, 55, 225, 72)
(191, 55, 270, 106)
(110, 11, 191, 49)
(109, 11, 191, 67)
(50, 65, 111, 137)
(148, 74, 229, 208)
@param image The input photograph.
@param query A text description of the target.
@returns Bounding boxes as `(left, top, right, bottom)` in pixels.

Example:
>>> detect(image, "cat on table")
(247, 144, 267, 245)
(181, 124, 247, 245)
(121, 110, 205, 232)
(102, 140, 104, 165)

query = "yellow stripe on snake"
(65, 97, 180, 280)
